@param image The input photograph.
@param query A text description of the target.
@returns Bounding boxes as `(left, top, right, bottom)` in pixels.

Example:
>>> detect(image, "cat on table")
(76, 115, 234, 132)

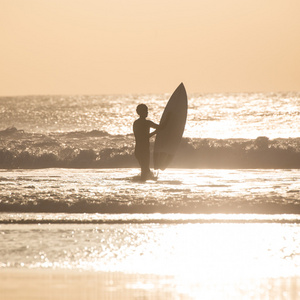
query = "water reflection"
(1, 221, 300, 298)
(1, 223, 299, 278)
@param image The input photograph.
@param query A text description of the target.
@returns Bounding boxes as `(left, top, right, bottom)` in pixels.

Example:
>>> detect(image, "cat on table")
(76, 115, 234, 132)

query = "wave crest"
(0, 128, 300, 169)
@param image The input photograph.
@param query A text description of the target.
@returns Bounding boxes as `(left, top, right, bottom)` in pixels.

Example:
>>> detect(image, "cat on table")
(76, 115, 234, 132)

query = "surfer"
(133, 104, 159, 181)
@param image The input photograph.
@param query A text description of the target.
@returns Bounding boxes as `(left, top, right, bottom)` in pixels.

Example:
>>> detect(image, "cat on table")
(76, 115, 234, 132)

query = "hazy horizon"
(1, 0, 300, 96)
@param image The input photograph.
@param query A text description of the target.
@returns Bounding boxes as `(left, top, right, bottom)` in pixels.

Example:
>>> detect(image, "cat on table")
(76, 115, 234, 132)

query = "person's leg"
(140, 151, 151, 180)
(135, 149, 151, 180)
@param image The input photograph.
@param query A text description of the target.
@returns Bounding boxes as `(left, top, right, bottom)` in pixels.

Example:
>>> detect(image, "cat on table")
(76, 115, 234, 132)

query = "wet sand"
(0, 269, 178, 300)
(0, 269, 299, 300)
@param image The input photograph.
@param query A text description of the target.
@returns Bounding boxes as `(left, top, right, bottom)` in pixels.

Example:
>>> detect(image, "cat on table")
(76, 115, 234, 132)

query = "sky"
(1, 0, 300, 95)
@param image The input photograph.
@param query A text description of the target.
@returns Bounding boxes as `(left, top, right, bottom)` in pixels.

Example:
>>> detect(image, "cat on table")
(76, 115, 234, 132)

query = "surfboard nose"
(178, 82, 187, 95)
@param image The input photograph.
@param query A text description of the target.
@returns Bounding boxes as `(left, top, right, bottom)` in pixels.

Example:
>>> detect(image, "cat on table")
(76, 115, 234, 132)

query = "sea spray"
(1, 128, 300, 169)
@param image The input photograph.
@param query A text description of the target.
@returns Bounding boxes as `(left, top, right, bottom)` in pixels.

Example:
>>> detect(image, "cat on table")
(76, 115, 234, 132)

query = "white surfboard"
(153, 83, 188, 170)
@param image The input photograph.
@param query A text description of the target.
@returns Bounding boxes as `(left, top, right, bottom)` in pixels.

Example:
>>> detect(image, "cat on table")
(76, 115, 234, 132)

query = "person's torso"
(133, 119, 151, 148)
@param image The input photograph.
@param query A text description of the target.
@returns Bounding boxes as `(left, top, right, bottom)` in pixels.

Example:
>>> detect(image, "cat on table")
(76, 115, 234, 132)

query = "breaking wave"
(1, 192, 300, 214)
(1, 127, 300, 169)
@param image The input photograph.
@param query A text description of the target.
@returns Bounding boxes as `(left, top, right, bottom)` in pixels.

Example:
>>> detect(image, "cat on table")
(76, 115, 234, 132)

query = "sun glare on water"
(71, 221, 299, 298)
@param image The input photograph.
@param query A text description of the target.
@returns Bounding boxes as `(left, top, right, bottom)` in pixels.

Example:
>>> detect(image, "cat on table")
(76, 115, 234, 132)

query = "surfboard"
(153, 83, 188, 170)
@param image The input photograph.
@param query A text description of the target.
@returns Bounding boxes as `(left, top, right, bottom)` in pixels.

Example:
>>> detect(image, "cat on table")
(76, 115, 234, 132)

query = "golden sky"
(1, 0, 300, 95)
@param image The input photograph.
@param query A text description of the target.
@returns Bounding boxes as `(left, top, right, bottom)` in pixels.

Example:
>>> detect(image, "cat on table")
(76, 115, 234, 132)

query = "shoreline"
(0, 268, 299, 300)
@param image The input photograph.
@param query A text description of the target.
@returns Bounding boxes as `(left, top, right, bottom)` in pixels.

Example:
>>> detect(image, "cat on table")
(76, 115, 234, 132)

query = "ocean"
(0, 92, 300, 299)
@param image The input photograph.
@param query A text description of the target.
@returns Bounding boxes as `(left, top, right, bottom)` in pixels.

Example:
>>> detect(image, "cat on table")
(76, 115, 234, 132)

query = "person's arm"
(133, 120, 137, 138)
(148, 120, 159, 129)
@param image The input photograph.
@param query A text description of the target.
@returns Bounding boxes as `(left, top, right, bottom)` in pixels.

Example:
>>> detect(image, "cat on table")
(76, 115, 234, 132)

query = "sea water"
(0, 92, 300, 298)
(0, 92, 300, 169)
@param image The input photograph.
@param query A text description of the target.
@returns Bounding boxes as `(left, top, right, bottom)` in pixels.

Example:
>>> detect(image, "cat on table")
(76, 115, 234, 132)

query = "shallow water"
(0, 168, 299, 298)
(0, 168, 300, 214)
(1, 221, 300, 276)
(1, 221, 300, 299)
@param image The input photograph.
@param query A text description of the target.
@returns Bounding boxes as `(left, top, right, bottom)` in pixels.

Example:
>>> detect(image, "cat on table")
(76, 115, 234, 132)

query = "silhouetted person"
(133, 104, 159, 180)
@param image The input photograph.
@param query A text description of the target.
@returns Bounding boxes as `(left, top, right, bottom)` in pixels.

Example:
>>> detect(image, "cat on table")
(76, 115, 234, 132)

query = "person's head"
(136, 104, 148, 118)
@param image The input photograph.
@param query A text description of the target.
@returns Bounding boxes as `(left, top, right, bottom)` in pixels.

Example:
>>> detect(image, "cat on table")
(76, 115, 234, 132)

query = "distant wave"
(0, 127, 300, 169)
(65, 130, 112, 138)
